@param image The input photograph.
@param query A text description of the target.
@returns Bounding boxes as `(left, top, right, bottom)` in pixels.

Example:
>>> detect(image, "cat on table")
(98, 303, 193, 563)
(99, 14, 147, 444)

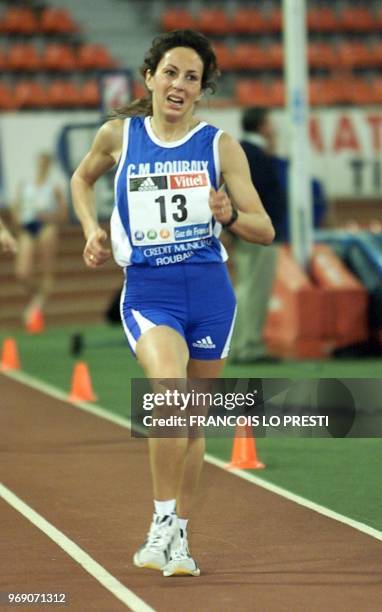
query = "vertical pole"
(282, 0, 312, 268)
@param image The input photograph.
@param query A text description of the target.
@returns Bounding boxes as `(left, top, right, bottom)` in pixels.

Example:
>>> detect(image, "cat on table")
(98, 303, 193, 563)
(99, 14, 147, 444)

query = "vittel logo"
(170, 173, 208, 189)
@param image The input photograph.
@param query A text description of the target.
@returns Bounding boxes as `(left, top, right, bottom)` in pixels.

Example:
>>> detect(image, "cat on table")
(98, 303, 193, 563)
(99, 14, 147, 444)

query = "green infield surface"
(1, 324, 382, 532)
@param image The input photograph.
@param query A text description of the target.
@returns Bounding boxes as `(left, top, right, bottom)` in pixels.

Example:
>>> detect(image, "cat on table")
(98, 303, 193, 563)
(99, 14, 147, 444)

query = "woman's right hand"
(83, 226, 111, 268)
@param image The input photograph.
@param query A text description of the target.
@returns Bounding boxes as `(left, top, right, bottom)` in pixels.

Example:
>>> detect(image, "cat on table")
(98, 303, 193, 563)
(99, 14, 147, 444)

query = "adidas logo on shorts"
(192, 336, 216, 349)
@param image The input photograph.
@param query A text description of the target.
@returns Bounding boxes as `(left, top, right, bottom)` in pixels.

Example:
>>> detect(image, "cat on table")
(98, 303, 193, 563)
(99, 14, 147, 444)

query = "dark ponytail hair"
(110, 29, 220, 119)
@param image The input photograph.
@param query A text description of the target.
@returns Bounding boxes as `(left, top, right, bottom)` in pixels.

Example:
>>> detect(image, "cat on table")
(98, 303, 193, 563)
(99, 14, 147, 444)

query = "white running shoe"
(133, 513, 178, 571)
(163, 528, 201, 577)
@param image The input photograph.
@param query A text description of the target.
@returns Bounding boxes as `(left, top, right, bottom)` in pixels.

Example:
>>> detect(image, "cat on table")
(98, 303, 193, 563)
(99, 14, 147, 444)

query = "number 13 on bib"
(128, 171, 212, 246)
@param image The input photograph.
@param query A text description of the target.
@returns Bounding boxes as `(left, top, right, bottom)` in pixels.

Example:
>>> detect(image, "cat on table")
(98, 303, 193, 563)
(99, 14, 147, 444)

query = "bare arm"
(70, 119, 123, 267)
(0, 217, 17, 254)
(209, 133, 275, 245)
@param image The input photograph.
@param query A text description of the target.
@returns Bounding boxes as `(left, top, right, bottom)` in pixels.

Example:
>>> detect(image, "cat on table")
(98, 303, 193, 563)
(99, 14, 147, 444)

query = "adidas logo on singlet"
(192, 336, 216, 349)
(137, 177, 159, 191)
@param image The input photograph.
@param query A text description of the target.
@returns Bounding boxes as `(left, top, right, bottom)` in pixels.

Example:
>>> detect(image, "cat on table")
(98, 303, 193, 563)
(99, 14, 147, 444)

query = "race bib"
(128, 171, 212, 246)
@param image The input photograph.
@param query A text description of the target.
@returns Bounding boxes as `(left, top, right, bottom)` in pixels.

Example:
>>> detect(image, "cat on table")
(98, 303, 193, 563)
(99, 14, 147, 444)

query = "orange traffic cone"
(26, 308, 44, 334)
(1, 337, 20, 371)
(69, 361, 97, 402)
(227, 424, 265, 470)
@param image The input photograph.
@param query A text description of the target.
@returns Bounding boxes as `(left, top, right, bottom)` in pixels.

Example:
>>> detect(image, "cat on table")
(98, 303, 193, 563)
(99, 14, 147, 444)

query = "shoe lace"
(146, 514, 175, 551)
(170, 529, 190, 561)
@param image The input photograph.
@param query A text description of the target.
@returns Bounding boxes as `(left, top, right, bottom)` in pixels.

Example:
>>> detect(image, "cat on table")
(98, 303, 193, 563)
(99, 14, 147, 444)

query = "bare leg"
(136, 326, 190, 502)
(36, 224, 58, 311)
(176, 358, 226, 518)
(137, 328, 225, 515)
(14, 232, 37, 315)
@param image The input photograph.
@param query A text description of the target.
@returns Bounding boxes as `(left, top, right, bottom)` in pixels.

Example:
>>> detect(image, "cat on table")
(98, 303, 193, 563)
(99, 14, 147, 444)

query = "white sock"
(154, 499, 176, 516)
(178, 518, 189, 535)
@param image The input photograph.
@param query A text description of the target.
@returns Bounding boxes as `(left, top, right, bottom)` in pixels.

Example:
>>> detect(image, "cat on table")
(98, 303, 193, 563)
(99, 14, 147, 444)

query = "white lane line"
(3, 368, 382, 543)
(206, 455, 382, 541)
(0, 483, 155, 612)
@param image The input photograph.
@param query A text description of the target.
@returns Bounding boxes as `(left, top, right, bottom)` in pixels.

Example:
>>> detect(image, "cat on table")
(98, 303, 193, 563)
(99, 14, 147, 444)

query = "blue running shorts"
(120, 262, 237, 360)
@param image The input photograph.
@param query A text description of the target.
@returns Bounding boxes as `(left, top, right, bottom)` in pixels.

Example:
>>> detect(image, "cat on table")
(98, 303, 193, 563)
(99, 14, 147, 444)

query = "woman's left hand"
(83, 226, 111, 268)
(209, 188, 233, 226)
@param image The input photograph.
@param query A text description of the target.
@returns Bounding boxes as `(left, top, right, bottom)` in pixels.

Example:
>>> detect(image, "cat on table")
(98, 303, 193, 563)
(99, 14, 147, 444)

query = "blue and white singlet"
(112, 116, 237, 360)
(110, 116, 228, 268)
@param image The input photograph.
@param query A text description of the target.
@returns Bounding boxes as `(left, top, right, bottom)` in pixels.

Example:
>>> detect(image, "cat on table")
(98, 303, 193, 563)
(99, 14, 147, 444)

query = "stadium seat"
(231, 8, 268, 34)
(79, 80, 100, 108)
(370, 79, 382, 104)
(160, 9, 195, 31)
(213, 43, 236, 71)
(42, 44, 77, 72)
(40, 8, 79, 35)
(235, 80, 271, 107)
(308, 42, 336, 70)
(307, 7, 338, 32)
(232, 44, 267, 70)
(0, 7, 39, 35)
(0, 82, 15, 110)
(46, 80, 81, 108)
(308, 43, 322, 69)
(309, 78, 326, 107)
(263, 44, 283, 70)
(195, 9, 230, 35)
(268, 79, 285, 106)
(339, 7, 374, 32)
(349, 42, 373, 69)
(336, 42, 373, 70)
(336, 42, 357, 69)
(267, 8, 283, 33)
(7, 44, 41, 72)
(324, 77, 349, 105)
(0, 47, 6, 71)
(77, 44, 116, 70)
(309, 77, 343, 106)
(14, 81, 47, 109)
(371, 42, 382, 67)
(347, 78, 373, 105)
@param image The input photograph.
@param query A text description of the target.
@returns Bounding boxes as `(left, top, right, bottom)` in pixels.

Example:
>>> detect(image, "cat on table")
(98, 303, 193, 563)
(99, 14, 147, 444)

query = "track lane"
(1, 374, 381, 612)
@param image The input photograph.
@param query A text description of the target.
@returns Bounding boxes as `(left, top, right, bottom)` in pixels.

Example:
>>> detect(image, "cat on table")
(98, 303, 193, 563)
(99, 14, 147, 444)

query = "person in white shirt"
(13, 152, 67, 329)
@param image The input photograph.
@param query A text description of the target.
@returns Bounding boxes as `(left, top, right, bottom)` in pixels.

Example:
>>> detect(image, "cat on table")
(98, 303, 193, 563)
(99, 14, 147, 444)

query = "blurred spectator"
(12, 152, 67, 331)
(230, 107, 287, 363)
(230, 107, 327, 363)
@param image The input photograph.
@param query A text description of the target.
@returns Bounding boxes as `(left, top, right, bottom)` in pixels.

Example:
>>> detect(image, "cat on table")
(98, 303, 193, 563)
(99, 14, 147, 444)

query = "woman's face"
(146, 46, 204, 121)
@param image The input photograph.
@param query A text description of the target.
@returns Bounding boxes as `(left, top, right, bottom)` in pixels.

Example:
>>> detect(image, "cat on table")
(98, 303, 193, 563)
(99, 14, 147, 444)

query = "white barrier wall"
(1, 107, 382, 202)
(200, 106, 382, 199)
(0, 111, 99, 205)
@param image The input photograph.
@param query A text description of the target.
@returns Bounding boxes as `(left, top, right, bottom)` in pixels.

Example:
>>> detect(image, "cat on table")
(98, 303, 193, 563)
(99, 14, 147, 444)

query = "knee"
(153, 366, 187, 379)
(139, 356, 187, 380)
